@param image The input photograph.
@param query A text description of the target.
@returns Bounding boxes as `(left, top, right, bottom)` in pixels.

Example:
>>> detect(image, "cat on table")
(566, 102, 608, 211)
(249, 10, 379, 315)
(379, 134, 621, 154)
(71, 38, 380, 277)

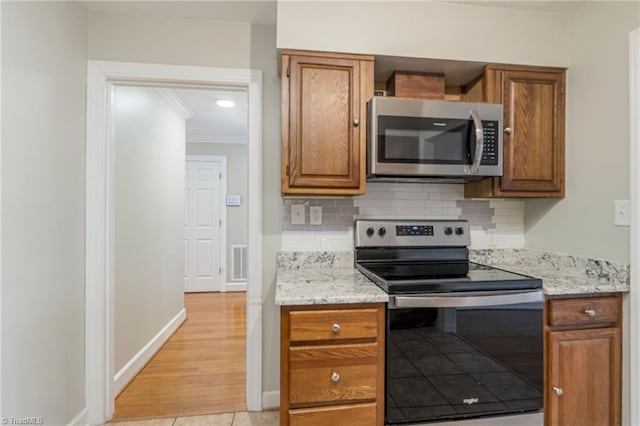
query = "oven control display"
(396, 225, 434, 236)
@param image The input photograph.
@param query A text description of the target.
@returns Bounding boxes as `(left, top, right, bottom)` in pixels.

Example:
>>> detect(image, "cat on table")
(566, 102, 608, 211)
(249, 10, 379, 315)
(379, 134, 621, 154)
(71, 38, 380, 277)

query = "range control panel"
(396, 225, 434, 236)
(355, 219, 471, 248)
(480, 121, 500, 166)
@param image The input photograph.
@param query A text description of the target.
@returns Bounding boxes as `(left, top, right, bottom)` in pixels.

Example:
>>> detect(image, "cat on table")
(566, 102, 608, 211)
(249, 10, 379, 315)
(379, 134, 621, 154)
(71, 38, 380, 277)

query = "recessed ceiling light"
(216, 99, 235, 108)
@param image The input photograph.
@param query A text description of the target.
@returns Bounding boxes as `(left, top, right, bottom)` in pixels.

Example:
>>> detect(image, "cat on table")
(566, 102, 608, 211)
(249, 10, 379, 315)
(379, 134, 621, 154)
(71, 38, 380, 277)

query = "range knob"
(455, 227, 464, 235)
(378, 227, 387, 237)
(444, 227, 453, 235)
(366, 227, 375, 237)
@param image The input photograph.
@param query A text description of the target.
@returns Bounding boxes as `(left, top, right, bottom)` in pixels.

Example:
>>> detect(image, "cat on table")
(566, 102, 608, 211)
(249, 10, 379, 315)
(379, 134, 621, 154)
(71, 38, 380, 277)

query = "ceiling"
(166, 87, 248, 144)
(82, 0, 277, 25)
(82, 0, 585, 26)
(446, 0, 585, 13)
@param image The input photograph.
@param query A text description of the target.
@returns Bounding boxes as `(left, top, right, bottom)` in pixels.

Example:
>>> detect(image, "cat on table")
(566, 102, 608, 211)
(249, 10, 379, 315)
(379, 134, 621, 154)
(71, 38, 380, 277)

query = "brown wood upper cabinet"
(281, 50, 374, 195)
(464, 65, 566, 198)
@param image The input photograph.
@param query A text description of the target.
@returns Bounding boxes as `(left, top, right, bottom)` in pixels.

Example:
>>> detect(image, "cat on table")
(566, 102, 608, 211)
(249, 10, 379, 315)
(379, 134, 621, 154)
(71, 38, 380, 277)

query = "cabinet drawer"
(548, 296, 620, 327)
(289, 343, 378, 405)
(289, 402, 377, 426)
(289, 308, 378, 342)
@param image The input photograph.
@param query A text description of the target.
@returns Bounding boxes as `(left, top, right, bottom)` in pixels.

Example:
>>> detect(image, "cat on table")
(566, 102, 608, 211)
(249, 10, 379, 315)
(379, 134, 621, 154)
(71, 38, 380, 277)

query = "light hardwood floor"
(109, 411, 279, 426)
(112, 292, 247, 421)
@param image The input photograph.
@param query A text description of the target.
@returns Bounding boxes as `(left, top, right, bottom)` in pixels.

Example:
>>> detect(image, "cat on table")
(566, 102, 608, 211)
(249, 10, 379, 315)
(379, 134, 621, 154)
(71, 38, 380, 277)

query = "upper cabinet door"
(281, 51, 373, 195)
(501, 70, 565, 194)
(464, 65, 566, 199)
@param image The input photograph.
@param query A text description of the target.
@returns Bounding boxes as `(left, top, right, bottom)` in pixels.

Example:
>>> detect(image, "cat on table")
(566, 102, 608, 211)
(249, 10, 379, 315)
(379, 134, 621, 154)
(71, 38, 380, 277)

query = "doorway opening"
(105, 84, 250, 421)
(85, 61, 262, 425)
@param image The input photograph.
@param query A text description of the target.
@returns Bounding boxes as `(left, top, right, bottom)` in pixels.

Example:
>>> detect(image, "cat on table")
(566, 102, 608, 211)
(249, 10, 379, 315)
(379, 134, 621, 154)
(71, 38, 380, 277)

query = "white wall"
(113, 86, 185, 372)
(186, 143, 248, 284)
(87, 10, 283, 401)
(1, 2, 87, 423)
(88, 12, 251, 68)
(525, 2, 640, 264)
(250, 24, 283, 398)
(277, 1, 568, 67)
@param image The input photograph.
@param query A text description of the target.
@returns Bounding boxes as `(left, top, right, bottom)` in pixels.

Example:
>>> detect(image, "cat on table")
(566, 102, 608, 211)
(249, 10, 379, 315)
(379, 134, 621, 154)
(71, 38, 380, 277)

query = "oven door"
(386, 290, 544, 425)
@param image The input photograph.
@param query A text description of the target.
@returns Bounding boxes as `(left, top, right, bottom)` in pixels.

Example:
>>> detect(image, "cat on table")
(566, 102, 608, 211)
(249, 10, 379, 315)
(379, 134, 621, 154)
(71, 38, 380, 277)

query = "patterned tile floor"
(107, 411, 279, 426)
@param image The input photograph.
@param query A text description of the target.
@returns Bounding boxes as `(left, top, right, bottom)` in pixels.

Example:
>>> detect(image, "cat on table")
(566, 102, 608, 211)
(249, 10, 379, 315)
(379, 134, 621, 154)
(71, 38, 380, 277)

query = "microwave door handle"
(470, 110, 484, 174)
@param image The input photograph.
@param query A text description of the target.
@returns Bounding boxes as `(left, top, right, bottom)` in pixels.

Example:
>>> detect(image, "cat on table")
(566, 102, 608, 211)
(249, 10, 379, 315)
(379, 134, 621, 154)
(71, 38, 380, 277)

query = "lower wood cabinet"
(280, 303, 385, 426)
(545, 294, 621, 426)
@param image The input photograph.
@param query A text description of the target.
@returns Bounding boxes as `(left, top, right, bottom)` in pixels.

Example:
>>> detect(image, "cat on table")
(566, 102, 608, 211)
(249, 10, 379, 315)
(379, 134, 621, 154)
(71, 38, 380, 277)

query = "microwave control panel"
(480, 121, 499, 165)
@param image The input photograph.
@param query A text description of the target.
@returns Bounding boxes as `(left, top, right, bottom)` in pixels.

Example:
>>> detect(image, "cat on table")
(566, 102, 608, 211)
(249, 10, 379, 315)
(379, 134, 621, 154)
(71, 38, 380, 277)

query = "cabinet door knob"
(504, 127, 513, 135)
(585, 309, 596, 317)
(353, 118, 360, 127)
(331, 372, 340, 383)
(331, 323, 340, 333)
(552, 386, 564, 396)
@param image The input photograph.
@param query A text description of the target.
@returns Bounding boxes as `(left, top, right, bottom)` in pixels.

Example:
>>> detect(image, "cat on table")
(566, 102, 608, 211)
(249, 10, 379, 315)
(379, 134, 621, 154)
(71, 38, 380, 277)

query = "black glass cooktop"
(357, 262, 542, 294)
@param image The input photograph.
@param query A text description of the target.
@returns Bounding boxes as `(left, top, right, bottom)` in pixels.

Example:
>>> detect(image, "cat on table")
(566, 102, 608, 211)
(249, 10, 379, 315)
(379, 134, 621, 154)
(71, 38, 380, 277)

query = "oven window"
(386, 303, 543, 424)
(377, 116, 473, 164)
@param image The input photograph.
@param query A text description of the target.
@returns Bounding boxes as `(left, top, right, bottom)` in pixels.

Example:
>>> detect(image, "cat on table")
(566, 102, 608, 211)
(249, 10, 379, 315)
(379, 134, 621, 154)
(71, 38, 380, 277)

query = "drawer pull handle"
(585, 309, 596, 317)
(553, 386, 564, 396)
(331, 372, 340, 383)
(332, 323, 340, 333)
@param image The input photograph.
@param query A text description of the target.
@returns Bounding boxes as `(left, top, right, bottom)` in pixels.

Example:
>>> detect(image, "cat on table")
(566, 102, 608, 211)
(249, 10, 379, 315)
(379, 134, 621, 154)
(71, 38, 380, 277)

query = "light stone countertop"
(470, 249, 629, 296)
(275, 267, 388, 305)
(275, 250, 629, 306)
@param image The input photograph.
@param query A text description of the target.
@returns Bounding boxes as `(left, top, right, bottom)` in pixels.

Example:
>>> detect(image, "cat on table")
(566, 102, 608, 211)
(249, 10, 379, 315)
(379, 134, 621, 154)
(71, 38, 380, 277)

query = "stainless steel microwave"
(367, 97, 503, 182)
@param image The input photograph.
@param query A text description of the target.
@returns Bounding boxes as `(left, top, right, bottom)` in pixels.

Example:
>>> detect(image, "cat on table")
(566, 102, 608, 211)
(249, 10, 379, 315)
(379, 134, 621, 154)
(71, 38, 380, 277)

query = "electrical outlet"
(291, 204, 306, 225)
(310, 206, 323, 225)
(487, 228, 497, 247)
(614, 200, 630, 226)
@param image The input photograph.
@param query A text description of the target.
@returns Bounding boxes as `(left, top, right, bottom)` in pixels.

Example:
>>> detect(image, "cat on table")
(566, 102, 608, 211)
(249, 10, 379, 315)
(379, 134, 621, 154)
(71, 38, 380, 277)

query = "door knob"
(585, 309, 596, 317)
(331, 323, 340, 333)
(553, 386, 564, 396)
(353, 118, 360, 127)
(504, 127, 512, 135)
(331, 372, 340, 383)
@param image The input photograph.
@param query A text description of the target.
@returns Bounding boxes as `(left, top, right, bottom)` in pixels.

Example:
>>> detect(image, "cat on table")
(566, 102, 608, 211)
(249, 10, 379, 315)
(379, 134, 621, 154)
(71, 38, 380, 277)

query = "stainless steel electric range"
(354, 219, 544, 425)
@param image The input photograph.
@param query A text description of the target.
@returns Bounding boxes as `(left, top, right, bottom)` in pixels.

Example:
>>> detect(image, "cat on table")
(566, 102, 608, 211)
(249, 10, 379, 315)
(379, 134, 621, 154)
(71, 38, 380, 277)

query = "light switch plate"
(226, 195, 241, 206)
(614, 200, 630, 226)
(291, 204, 306, 225)
(310, 206, 323, 225)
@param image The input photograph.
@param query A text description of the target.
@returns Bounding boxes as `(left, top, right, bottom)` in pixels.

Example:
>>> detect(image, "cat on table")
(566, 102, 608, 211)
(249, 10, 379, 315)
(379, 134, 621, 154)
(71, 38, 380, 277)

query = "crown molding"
(186, 133, 247, 144)
(155, 88, 195, 120)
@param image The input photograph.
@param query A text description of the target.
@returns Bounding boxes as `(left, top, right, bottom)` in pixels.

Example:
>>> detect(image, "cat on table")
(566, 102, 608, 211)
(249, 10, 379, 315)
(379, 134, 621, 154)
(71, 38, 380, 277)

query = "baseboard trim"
(225, 282, 247, 292)
(67, 408, 88, 426)
(113, 308, 187, 395)
(262, 390, 280, 410)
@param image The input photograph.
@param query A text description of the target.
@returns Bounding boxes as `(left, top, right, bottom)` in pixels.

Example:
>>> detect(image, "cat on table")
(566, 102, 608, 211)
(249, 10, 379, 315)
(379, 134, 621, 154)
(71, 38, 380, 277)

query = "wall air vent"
(232, 245, 248, 281)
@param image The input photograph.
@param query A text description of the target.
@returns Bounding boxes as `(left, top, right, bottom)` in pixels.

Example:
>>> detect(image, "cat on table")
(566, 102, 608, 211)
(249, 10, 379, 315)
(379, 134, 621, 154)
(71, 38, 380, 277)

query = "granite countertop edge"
(275, 249, 629, 306)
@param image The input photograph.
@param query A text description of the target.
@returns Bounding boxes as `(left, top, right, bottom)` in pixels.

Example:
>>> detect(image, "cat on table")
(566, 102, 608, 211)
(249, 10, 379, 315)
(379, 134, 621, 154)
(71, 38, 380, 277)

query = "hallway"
(113, 292, 247, 421)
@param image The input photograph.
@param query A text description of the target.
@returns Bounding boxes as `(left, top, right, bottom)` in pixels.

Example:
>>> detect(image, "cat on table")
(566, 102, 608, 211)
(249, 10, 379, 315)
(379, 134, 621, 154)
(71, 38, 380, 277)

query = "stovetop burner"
(354, 219, 541, 294)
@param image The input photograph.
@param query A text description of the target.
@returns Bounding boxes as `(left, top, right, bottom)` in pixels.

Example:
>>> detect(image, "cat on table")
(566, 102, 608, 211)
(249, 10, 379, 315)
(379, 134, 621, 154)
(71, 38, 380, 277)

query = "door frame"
(185, 155, 227, 293)
(85, 60, 263, 424)
(629, 27, 640, 426)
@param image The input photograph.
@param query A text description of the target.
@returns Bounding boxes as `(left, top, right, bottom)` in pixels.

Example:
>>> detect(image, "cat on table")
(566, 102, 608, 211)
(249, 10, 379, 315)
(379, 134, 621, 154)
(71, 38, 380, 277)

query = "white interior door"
(184, 159, 224, 292)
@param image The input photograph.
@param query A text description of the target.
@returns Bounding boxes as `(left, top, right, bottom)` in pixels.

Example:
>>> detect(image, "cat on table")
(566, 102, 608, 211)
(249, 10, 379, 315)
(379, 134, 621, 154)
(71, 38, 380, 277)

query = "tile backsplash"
(282, 182, 524, 251)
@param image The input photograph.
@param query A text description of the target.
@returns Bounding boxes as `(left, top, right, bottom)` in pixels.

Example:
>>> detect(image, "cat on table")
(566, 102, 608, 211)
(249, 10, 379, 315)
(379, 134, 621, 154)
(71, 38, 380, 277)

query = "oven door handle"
(390, 290, 544, 309)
